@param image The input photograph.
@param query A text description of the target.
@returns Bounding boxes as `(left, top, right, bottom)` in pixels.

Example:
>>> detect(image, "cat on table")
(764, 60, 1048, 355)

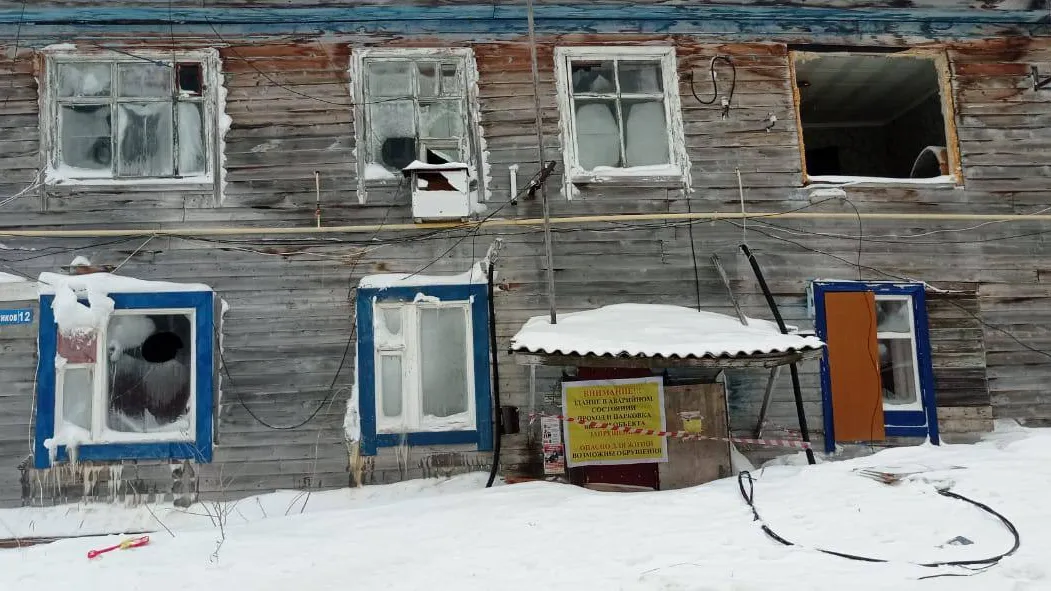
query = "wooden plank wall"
(0, 31, 1049, 504)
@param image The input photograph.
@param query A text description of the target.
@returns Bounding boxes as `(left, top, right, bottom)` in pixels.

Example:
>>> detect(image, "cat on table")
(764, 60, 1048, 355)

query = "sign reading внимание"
(562, 376, 667, 467)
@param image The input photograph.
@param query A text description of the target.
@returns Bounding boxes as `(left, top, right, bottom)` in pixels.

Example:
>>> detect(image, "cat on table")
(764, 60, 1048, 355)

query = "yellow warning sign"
(561, 377, 667, 467)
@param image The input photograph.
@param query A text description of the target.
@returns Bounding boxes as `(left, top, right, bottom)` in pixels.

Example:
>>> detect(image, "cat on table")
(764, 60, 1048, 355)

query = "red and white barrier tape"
(534, 413, 812, 450)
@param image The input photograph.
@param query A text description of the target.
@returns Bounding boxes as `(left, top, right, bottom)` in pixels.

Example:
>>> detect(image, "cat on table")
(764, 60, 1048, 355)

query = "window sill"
(371, 430, 480, 451)
(570, 172, 686, 189)
(43, 440, 209, 466)
(806, 175, 957, 188)
(46, 172, 214, 188)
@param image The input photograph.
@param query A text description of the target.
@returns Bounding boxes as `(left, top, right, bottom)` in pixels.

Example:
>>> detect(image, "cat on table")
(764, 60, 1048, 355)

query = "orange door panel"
(825, 292, 885, 441)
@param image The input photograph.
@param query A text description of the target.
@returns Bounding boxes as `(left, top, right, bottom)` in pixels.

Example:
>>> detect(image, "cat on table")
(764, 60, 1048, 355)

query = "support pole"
(527, 0, 557, 324)
(740, 244, 816, 465)
(754, 366, 780, 439)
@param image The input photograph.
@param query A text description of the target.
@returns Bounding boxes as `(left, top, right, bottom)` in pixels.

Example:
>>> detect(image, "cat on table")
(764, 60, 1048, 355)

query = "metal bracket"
(1032, 66, 1051, 91)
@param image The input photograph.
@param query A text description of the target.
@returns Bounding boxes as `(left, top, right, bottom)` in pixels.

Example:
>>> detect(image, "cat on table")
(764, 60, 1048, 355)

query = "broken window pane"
(177, 63, 204, 95)
(177, 102, 206, 176)
(420, 100, 463, 139)
(368, 61, 412, 98)
(419, 307, 469, 418)
(380, 355, 403, 419)
(618, 61, 663, 94)
(369, 99, 416, 170)
(59, 105, 113, 172)
(574, 99, 621, 169)
(57, 63, 111, 98)
(61, 367, 93, 431)
(440, 63, 460, 97)
(106, 313, 192, 434)
(118, 63, 170, 98)
(624, 99, 669, 167)
(876, 299, 912, 334)
(417, 62, 438, 98)
(118, 102, 174, 177)
(878, 338, 919, 406)
(571, 60, 616, 94)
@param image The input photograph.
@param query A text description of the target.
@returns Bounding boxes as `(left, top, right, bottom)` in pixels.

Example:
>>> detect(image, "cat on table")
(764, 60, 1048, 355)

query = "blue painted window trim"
(356, 283, 492, 456)
(34, 291, 215, 469)
(812, 281, 939, 453)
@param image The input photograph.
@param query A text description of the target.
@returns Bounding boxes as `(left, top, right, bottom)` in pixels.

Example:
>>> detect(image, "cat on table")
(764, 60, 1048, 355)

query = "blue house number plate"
(0, 309, 33, 325)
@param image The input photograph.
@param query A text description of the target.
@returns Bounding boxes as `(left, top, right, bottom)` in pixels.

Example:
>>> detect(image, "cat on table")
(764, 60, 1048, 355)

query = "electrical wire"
(737, 471, 1020, 572)
(687, 55, 736, 117)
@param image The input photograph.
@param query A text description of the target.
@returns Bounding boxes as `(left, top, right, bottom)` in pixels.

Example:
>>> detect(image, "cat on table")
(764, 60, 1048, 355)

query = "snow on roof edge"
(37, 272, 213, 295)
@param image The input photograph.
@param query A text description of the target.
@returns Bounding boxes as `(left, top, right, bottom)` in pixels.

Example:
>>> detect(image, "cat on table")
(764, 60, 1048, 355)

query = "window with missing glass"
(357, 50, 473, 183)
(47, 54, 214, 181)
(555, 47, 686, 183)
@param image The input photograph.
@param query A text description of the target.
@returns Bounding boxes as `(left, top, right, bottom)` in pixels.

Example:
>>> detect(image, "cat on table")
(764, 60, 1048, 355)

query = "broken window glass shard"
(368, 61, 412, 98)
(177, 102, 206, 176)
(176, 63, 204, 95)
(419, 307, 469, 418)
(618, 61, 663, 94)
(61, 367, 94, 431)
(118, 102, 174, 177)
(57, 63, 111, 98)
(59, 105, 113, 171)
(624, 99, 669, 167)
(571, 60, 616, 94)
(106, 313, 192, 433)
(574, 99, 621, 169)
(118, 63, 170, 98)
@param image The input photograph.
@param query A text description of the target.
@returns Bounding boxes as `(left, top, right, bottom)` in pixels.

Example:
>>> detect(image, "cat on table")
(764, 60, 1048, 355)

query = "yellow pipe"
(0, 210, 1048, 238)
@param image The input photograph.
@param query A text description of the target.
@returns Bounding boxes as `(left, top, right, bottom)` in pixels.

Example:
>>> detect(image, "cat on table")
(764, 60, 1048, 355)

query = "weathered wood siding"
(0, 16, 1048, 504)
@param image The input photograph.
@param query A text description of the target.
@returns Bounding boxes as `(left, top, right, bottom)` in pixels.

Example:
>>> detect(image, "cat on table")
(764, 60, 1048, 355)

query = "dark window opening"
(177, 63, 203, 95)
(795, 54, 949, 180)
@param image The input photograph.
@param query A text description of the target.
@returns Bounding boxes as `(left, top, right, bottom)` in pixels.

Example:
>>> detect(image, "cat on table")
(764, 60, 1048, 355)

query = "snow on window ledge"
(570, 164, 685, 186)
(806, 174, 956, 187)
(46, 165, 214, 187)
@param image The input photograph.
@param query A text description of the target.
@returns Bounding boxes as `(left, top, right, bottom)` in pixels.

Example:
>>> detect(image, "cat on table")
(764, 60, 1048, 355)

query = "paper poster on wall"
(541, 415, 565, 475)
(561, 376, 667, 467)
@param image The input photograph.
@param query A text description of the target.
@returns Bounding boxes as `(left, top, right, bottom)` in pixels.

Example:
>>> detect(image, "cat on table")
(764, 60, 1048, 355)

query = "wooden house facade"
(0, 0, 1048, 506)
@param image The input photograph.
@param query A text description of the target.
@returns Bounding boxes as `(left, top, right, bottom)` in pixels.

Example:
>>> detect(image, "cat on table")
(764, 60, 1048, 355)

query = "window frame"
(789, 48, 962, 188)
(35, 291, 215, 468)
(554, 46, 689, 193)
(874, 294, 925, 412)
(356, 283, 492, 456)
(42, 48, 220, 186)
(812, 281, 939, 453)
(373, 300, 477, 434)
(351, 48, 485, 204)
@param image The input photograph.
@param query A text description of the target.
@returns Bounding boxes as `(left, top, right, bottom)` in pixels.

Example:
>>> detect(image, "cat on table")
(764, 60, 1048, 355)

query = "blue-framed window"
(35, 291, 215, 468)
(356, 283, 491, 456)
(812, 281, 939, 453)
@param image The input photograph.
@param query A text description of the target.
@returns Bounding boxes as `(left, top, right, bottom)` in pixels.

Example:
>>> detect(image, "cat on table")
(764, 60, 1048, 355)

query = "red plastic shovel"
(87, 535, 150, 559)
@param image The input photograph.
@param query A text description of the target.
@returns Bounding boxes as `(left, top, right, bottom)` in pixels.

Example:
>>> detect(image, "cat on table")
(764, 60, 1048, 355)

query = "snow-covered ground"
(1, 422, 1049, 590)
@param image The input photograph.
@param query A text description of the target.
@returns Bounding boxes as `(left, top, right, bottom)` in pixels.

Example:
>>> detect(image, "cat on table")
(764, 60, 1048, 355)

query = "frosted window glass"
(417, 62, 438, 98)
(419, 307, 469, 417)
(118, 63, 170, 98)
(380, 355, 403, 418)
(59, 105, 112, 171)
(368, 99, 416, 170)
(118, 103, 174, 177)
(571, 60, 615, 93)
(368, 61, 412, 98)
(57, 63, 111, 97)
(575, 100, 621, 169)
(618, 61, 663, 93)
(177, 102, 206, 175)
(420, 100, 463, 139)
(876, 299, 912, 334)
(624, 100, 669, 166)
(61, 367, 93, 430)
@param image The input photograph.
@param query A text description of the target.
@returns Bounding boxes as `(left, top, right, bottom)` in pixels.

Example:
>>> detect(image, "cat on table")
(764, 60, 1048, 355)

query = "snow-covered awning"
(510, 304, 824, 368)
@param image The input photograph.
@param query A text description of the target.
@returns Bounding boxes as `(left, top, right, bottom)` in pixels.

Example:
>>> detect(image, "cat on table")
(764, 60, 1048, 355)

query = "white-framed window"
(874, 295, 923, 411)
(56, 308, 197, 444)
(352, 48, 482, 202)
(554, 46, 689, 188)
(43, 49, 219, 183)
(373, 300, 475, 433)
